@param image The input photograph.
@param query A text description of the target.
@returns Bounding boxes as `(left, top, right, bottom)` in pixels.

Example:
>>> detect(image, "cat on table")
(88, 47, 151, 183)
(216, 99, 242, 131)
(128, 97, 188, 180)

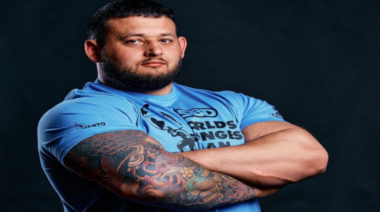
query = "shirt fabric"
(38, 80, 285, 212)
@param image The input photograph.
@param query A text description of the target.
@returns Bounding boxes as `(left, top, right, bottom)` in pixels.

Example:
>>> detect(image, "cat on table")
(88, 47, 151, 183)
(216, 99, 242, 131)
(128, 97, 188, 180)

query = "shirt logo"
(140, 104, 243, 152)
(269, 112, 283, 119)
(74, 122, 106, 130)
(141, 104, 199, 152)
(175, 108, 218, 119)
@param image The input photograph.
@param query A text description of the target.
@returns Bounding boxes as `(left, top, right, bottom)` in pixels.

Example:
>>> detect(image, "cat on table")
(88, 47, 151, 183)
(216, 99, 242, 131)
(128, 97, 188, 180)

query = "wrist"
(177, 151, 201, 164)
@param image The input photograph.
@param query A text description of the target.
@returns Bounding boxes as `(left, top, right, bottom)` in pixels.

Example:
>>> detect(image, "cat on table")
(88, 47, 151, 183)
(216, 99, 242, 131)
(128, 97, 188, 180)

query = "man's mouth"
(141, 60, 166, 67)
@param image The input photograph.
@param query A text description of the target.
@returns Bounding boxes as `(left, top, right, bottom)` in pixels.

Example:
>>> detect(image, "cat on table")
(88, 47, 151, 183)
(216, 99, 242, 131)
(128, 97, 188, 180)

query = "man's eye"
(126, 40, 140, 44)
(161, 39, 172, 43)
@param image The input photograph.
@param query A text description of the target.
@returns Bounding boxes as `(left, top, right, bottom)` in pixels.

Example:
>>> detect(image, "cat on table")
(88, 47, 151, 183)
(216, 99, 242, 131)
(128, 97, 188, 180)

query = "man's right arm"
(64, 130, 276, 211)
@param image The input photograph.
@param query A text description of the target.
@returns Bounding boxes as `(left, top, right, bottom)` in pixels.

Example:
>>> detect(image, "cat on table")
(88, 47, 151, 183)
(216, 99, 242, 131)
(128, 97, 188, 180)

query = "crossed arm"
(64, 130, 277, 211)
(180, 121, 329, 188)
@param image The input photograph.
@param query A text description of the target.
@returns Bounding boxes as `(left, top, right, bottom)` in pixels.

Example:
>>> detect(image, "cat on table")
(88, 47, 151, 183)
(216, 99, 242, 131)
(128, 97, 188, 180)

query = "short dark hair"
(87, 0, 176, 47)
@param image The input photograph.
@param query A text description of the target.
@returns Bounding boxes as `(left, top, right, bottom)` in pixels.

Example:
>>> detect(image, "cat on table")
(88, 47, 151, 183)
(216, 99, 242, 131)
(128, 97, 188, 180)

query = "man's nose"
(144, 41, 163, 57)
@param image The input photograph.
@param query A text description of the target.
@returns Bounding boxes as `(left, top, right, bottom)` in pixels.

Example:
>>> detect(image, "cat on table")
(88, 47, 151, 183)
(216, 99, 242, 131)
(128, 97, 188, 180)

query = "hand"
(254, 187, 280, 198)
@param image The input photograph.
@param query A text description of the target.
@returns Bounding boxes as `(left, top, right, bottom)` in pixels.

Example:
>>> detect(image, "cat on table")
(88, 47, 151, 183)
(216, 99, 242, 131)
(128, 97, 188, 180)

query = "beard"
(100, 52, 182, 92)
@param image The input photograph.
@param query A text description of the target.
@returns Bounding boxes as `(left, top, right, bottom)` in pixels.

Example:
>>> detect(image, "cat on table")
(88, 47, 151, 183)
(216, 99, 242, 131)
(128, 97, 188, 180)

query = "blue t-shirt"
(38, 80, 285, 212)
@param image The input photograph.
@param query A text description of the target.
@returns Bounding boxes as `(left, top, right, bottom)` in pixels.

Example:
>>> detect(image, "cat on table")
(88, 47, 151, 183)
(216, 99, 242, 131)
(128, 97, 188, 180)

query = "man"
(38, 0, 328, 211)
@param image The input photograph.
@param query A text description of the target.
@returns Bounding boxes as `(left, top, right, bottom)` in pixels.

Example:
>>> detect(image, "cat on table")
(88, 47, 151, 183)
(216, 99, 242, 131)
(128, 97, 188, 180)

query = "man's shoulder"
(37, 82, 141, 158)
(39, 82, 137, 127)
(63, 81, 125, 101)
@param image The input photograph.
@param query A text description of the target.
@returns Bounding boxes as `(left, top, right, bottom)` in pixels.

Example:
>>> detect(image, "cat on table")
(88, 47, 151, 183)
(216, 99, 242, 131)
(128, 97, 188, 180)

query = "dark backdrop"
(1, 0, 379, 211)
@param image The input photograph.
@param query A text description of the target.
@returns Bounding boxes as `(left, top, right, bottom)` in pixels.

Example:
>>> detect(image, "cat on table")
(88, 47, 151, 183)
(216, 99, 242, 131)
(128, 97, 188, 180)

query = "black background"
(1, 0, 379, 211)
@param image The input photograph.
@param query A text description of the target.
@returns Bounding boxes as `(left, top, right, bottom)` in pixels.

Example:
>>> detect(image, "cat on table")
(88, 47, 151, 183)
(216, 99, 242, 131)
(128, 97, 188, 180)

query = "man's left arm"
(180, 121, 328, 188)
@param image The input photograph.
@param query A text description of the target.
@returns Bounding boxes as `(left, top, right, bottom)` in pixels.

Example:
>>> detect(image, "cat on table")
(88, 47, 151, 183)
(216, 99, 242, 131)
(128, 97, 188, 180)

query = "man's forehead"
(106, 16, 176, 36)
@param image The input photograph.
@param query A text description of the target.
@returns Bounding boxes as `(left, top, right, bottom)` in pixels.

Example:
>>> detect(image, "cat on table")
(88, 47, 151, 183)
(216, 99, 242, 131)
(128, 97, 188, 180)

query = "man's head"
(85, 0, 187, 92)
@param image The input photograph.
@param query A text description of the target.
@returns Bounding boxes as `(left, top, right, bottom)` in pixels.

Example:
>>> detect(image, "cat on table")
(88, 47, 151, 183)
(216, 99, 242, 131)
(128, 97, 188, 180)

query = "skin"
(74, 15, 328, 209)
(180, 121, 328, 187)
(64, 130, 277, 211)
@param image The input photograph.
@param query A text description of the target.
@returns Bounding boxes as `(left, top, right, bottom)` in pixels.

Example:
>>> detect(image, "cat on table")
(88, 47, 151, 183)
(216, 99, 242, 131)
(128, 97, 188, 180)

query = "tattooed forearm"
(64, 130, 257, 211)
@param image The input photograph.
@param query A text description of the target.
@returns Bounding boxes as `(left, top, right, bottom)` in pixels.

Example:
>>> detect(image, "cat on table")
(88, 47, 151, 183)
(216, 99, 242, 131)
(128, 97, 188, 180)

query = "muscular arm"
(180, 121, 328, 188)
(64, 130, 275, 211)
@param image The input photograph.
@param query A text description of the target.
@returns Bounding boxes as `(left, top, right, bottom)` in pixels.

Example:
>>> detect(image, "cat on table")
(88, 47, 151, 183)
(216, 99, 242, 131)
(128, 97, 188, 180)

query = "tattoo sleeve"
(64, 130, 257, 211)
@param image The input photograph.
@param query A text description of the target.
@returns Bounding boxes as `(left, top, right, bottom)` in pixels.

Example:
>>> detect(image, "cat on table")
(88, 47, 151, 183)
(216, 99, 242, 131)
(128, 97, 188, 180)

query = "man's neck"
(98, 74, 174, 96)
(140, 83, 173, 95)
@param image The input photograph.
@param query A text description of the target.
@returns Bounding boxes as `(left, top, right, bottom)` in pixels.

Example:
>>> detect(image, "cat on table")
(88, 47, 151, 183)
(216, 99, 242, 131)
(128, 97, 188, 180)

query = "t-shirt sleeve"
(37, 94, 142, 167)
(219, 91, 286, 130)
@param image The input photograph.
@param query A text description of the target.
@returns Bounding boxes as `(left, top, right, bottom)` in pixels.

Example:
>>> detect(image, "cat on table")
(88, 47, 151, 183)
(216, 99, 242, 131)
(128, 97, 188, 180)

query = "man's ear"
(178, 36, 187, 58)
(84, 39, 102, 62)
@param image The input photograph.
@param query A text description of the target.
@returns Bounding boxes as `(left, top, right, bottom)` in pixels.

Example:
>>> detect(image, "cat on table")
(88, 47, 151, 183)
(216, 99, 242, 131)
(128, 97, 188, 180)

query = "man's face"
(99, 16, 186, 91)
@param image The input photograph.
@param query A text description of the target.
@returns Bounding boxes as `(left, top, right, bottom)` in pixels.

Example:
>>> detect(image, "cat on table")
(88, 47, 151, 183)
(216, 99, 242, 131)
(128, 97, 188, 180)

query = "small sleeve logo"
(74, 122, 106, 130)
(269, 112, 283, 119)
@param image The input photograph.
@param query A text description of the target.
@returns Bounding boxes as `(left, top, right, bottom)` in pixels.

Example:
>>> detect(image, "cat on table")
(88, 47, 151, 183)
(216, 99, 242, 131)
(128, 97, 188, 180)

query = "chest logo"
(175, 108, 218, 119)
(141, 105, 243, 151)
(141, 104, 199, 152)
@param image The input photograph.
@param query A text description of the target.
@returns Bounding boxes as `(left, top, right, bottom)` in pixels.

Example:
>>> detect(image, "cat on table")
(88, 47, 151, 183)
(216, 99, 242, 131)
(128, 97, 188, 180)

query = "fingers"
(254, 187, 280, 198)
